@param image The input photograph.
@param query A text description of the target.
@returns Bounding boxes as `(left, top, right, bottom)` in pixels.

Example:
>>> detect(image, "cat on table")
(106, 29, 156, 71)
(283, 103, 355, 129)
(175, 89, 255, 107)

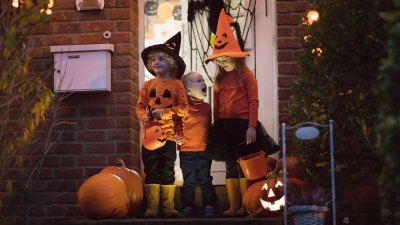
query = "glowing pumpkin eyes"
(275, 181, 283, 188)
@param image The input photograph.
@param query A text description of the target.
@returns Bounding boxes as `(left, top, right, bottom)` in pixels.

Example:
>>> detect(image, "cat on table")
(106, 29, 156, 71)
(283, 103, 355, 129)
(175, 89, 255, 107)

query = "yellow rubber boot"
(144, 184, 160, 218)
(223, 178, 241, 217)
(236, 178, 249, 216)
(160, 185, 182, 218)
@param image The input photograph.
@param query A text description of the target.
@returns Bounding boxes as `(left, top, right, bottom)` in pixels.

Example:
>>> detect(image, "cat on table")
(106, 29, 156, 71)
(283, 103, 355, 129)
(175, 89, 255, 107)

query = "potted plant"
(288, 186, 331, 225)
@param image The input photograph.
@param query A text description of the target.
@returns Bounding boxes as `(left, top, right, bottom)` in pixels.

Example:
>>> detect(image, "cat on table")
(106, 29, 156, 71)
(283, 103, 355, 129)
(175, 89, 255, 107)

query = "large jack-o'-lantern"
(141, 121, 167, 150)
(242, 177, 310, 217)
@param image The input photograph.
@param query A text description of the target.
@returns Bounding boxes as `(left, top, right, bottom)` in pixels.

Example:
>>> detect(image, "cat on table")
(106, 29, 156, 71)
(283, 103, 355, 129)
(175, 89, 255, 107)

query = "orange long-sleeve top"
(178, 98, 211, 152)
(213, 67, 259, 127)
(136, 78, 189, 141)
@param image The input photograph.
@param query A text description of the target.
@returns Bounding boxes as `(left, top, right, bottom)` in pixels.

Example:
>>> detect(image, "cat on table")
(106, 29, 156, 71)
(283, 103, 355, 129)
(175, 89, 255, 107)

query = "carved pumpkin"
(276, 156, 305, 179)
(78, 173, 129, 219)
(242, 177, 309, 217)
(100, 159, 144, 216)
(141, 121, 167, 150)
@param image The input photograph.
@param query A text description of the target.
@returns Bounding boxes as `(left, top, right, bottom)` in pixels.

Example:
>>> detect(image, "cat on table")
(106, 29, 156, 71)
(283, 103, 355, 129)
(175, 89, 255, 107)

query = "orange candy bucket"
(238, 151, 269, 180)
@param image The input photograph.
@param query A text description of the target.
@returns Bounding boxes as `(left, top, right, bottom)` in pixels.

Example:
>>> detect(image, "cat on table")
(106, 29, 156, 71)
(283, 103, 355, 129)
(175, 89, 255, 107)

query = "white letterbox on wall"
(50, 44, 114, 92)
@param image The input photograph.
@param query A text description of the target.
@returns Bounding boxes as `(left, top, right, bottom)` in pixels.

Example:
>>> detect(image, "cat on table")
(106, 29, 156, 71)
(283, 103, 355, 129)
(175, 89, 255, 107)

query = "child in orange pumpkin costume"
(206, 10, 279, 217)
(177, 72, 217, 218)
(136, 32, 189, 218)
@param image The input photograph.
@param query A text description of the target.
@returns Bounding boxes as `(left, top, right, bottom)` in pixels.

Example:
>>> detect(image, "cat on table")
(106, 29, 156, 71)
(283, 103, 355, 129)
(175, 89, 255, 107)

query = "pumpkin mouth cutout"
(260, 181, 285, 211)
(214, 42, 228, 50)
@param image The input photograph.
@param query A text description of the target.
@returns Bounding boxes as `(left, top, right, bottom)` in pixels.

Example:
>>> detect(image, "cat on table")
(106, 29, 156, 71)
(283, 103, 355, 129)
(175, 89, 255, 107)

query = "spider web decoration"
(187, 0, 256, 83)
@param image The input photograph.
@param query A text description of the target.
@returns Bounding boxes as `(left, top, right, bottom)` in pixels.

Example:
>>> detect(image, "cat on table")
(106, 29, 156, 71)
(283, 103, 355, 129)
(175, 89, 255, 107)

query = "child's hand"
(151, 109, 162, 119)
(176, 134, 183, 145)
(246, 126, 256, 144)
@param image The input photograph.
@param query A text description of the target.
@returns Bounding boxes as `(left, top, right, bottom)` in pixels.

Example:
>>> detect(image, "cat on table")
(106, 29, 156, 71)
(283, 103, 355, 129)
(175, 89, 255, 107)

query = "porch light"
(12, 0, 19, 8)
(305, 10, 319, 25)
(312, 47, 323, 57)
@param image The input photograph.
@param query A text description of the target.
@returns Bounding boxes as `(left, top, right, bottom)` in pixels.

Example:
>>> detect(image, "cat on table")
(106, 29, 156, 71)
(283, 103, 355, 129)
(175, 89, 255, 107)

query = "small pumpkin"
(100, 159, 144, 216)
(77, 173, 129, 219)
(141, 121, 167, 150)
(242, 177, 309, 217)
(276, 156, 305, 179)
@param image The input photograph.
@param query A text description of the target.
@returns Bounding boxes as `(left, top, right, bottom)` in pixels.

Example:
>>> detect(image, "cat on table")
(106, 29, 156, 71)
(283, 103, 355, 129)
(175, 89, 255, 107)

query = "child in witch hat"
(206, 9, 279, 217)
(137, 32, 189, 218)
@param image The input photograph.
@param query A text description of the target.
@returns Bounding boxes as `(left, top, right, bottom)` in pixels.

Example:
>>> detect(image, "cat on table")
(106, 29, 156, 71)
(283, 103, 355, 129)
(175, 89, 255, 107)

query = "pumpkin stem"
(117, 158, 127, 168)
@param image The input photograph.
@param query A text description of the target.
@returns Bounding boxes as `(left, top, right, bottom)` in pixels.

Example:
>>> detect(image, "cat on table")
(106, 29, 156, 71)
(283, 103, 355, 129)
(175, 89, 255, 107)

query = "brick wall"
(8, 1, 141, 224)
(276, 0, 308, 125)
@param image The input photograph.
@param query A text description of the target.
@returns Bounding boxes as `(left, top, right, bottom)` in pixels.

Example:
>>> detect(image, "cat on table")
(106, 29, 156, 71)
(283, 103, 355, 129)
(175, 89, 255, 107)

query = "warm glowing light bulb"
(306, 10, 319, 24)
(312, 47, 323, 56)
(304, 35, 311, 42)
(46, 9, 52, 15)
(12, 0, 19, 8)
(48, 0, 54, 8)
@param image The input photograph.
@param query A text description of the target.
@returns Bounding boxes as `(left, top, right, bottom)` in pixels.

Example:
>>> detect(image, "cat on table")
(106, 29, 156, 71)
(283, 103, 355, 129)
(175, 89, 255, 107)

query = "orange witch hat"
(205, 9, 249, 63)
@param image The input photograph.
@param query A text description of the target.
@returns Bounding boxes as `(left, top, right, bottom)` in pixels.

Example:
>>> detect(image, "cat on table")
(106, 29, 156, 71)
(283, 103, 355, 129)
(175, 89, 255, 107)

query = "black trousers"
(142, 140, 177, 185)
(179, 152, 217, 208)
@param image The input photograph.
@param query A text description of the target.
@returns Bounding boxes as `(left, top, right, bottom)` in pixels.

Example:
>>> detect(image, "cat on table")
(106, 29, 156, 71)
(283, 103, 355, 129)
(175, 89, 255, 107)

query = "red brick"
(48, 180, 77, 191)
(109, 105, 133, 116)
(47, 35, 76, 46)
(53, 23, 83, 33)
(47, 205, 64, 217)
(55, 143, 83, 155)
(53, 1, 76, 10)
(115, 93, 134, 104)
(79, 107, 108, 117)
(51, 11, 78, 22)
(29, 47, 52, 58)
(277, 14, 301, 25)
(29, 36, 47, 47)
(292, 2, 310, 12)
(278, 76, 294, 87)
(114, 43, 132, 55)
(77, 155, 107, 166)
(277, 2, 291, 13)
(115, 0, 131, 8)
(277, 27, 293, 37)
(278, 88, 292, 100)
(112, 55, 133, 67)
(279, 63, 299, 74)
(108, 9, 131, 20)
(112, 81, 132, 91)
(55, 168, 84, 179)
(116, 117, 132, 128)
(77, 131, 107, 141)
(31, 24, 53, 35)
(61, 156, 76, 166)
(278, 51, 294, 61)
(108, 130, 131, 141)
(86, 143, 116, 154)
(86, 118, 115, 129)
(77, 10, 107, 20)
(56, 107, 77, 117)
(111, 32, 132, 43)
(64, 205, 81, 217)
(278, 38, 302, 49)
(83, 21, 115, 32)
(43, 156, 61, 167)
(77, 34, 104, 44)
(112, 67, 135, 80)
(116, 21, 132, 31)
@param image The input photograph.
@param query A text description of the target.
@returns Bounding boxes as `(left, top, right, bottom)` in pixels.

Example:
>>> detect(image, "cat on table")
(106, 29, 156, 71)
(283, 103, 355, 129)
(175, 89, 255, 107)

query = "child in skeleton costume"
(177, 72, 217, 218)
(137, 32, 189, 218)
(206, 10, 279, 217)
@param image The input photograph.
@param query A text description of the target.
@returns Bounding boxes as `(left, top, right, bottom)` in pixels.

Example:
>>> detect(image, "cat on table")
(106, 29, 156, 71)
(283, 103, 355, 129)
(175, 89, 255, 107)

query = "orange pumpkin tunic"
(136, 78, 189, 141)
(178, 98, 211, 152)
(213, 67, 259, 127)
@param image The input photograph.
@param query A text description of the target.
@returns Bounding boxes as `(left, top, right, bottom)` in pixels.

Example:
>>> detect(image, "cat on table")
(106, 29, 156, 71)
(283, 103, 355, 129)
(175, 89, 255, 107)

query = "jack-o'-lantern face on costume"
(148, 87, 173, 109)
(141, 121, 167, 150)
(205, 9, 249, 63)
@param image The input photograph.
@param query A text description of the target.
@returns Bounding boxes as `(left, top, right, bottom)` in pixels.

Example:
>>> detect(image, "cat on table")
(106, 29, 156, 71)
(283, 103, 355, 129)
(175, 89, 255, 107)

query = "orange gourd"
(141, 121, 167, 150)
(77, 173, 129, 219)
(276, 156, 305, 179)
(100, 159, 144, 216)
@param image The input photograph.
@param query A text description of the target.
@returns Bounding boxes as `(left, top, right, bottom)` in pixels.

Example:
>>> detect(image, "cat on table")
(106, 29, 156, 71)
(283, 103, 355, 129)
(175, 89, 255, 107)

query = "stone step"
(64, 218, 283, 225)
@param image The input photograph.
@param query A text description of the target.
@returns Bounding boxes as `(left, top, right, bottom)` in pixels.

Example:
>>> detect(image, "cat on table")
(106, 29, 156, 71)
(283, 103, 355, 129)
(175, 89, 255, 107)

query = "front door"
(138, 0, 278, 185)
